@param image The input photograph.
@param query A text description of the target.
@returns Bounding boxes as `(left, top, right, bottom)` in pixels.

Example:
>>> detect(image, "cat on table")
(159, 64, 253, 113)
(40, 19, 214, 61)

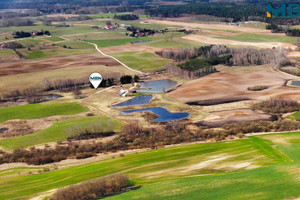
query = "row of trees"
(126, 25, 157, 37)
(252, 98, 300, 114)
(145, 3, 266, 22)
(266, 23, 300, 36)
(113, 14, 139, 20)
(13, 30, 50, 38)
(0, 18, 34, 27)
(0, 74, 139, 104)
(159, 45, 291, 67)
(41, 15, 92, 26)
(1, 114, 300, 165)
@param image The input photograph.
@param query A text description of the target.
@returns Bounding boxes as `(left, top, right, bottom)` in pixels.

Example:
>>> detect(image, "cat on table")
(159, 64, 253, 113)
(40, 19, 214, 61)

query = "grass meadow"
(0, 133, 299, 199)
(109, 51, 171, 72)
(0, 116, 122, 150)
(0, 65, 135, 94)
(88, 37, 156, 48)
(218, 33, 298, 44)
(288, 111, 300, 121)
(0, 102, 87, 123)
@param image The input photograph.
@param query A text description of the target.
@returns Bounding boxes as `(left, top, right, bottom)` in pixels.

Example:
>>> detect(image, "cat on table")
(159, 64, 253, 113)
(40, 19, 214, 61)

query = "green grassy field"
(1, 133, 299, 200)
(0, 49, 15, 56)
(56, 41, 94, 49)
(21, 46, 96, 59)
(0, 116, 122, 150)
(17, 38, 43, 47)
(88, 37, 156, 48)
(110, 51, 171, 72)
(218, 33, 298, 44)
(43, 36, 64, 42)
(288, 111, 300, 121)
(0, 102, 87, 123)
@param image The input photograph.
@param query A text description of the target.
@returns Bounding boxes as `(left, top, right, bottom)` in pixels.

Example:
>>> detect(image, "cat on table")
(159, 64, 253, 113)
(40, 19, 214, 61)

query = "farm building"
(105, 24, 119, 29)
(0, 43, 8, 49)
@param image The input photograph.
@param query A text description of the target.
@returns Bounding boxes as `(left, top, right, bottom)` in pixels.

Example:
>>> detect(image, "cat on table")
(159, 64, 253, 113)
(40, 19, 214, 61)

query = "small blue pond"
(137, 79, 177, 93)
(122, 107, 190, 122)
(111, 95, 153, 108)
(291, 81, 300, 87)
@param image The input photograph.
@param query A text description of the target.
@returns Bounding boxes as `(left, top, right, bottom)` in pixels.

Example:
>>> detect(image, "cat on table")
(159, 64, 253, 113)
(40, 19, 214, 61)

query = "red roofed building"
(106, 24, 118, 29)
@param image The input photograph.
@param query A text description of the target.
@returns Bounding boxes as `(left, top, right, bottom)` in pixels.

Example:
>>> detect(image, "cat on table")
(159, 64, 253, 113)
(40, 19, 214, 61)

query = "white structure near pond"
(119, 87, 127, 97)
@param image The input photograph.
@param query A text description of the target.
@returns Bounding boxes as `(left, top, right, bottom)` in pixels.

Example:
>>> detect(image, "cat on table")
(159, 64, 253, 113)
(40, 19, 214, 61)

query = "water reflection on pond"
(111, 95, 153, 108)
(122, 107, 190, 122)
(137, 79, 177, 93)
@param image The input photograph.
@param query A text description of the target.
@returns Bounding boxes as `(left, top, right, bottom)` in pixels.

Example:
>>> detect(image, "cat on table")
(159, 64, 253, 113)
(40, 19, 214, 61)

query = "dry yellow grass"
(0, 65, 135, 93)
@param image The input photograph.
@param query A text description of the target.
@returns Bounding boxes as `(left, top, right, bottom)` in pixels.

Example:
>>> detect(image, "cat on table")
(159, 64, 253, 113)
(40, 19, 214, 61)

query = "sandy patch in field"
(101, 44, 163, 54)
(0, 53, 120, 76)
(182, 34, 297, 49)
(288, 51, 300, 58)
(29, 189, 57, 200)
(202, 29, 239, 36)
(198, 109, 271, 127)
(167, 68, 300, 104)
(46, 14, 78, 18)
(262, 135, 300, 145)
(148, 19, 270, 33)
(180, 155, 230, 172)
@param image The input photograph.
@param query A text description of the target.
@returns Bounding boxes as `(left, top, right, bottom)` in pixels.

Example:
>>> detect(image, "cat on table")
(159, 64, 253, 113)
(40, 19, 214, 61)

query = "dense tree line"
(114, 14, 139, 20)
(159, 45, 290, 67)
(286, 29, 300, 37)
(266, 23, 286, 33)
(145, 3, 266, 22)
(252, 98, 300, 114)
(126, 25, 157, 37)
(0, 18, 34, 27)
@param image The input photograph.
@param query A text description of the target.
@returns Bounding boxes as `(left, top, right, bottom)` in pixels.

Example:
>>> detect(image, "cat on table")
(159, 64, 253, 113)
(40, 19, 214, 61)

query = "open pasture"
(0, 133, 299, 199)
(0, 102, 87, 123)
(0, 115, 122, 150)
(0, 64, 134, 94)
(109, 51, 171, 72)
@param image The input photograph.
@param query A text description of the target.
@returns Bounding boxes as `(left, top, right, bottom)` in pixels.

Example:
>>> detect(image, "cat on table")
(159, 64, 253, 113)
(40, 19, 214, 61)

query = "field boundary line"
(59, 36, 143, 74)
(86, 41, 144, 74)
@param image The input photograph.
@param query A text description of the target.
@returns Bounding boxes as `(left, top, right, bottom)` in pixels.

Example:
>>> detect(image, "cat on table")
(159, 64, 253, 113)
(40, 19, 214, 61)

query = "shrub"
(253, 98, 300, 114)
(247, 85, 269, 91)
(51, 174, 131, 200)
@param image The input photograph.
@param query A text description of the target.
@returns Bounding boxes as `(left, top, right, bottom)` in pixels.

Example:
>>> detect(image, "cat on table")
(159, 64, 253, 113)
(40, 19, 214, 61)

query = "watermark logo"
(267, 3, 300, 17)
(89, 72, 102, 89)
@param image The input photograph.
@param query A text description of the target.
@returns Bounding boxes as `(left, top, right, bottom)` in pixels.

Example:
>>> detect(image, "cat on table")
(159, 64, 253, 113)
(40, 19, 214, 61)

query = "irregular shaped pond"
(291, 81, 300, 87)
(111, 95, 153, 108)
(122, 107, 190, 122)
(45, 94, 63, 100)
(137, 79, 177, 93)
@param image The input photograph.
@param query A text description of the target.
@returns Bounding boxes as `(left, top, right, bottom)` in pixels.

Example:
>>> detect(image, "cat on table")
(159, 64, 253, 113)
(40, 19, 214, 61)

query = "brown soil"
(168, 67, 300, 104)
(0, 53, 121, 76)
(198, 109, 271, 127)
